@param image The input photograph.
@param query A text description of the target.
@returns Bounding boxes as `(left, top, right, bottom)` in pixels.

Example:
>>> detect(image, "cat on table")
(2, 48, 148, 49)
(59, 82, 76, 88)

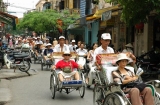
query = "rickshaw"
(93, 53, 160, 105)
(50, 52, 85, 99)
(41, 53, 53, 70)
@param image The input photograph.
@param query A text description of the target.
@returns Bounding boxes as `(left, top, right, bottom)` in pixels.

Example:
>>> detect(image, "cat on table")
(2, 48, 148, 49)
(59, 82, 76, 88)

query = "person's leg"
(141, 87, 154, 105)
(58, 73, 64, 82)
(129, 88, 142, 105)
(74, 71, 80, 80)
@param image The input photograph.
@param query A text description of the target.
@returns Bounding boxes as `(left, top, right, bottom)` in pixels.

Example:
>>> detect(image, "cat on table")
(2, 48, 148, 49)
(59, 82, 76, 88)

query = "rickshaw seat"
(102, 65, 134, 84)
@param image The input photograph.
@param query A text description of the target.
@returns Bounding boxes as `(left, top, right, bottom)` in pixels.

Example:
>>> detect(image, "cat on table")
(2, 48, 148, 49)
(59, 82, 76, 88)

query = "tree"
(106, 0, 160, 25)
(17, 9, 80, 34)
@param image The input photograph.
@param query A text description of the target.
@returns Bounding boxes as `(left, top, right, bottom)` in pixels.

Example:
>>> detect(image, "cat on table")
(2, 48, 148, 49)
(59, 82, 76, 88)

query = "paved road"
(5, 64, 160, 105)
(6, 64, 93, 105)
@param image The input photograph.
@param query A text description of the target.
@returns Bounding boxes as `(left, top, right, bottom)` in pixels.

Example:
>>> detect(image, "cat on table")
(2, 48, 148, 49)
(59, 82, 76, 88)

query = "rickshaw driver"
(51, 51, 83, 82)
(92, 33, 114, 104)
(54, 36, 69, 52)
(93, 33, 114, 69)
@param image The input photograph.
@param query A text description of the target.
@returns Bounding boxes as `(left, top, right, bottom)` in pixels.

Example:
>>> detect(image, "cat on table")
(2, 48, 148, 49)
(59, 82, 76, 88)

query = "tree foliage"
(106, 0, 160, 25)
(17, 9, 79, 33)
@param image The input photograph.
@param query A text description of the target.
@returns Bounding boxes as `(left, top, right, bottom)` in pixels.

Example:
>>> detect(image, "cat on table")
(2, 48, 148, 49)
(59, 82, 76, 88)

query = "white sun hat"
(116, 53, 129, 64)
(59, 36, 65, 39)
(125, 43, 133, 48)
(63, 50, 71, 55)
(46, 43, 52, 46)
(71, 40, 76, 42)
(101, 33, 111, 40)
(46, 38, 49, 41)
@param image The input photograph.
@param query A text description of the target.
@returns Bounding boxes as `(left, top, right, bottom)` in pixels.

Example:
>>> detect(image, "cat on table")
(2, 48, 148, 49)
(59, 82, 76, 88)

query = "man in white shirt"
(69, 40, 77, 52)
(54, 36, 69, 52)
(36, 37, 43, 44)
(76, 43, 88, 56)
(21, 40, 30, 48)
(93, 33, 114, 69)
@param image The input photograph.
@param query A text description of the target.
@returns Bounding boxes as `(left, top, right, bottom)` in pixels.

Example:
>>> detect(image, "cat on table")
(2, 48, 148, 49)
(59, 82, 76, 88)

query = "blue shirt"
(43, 49, 53, 56)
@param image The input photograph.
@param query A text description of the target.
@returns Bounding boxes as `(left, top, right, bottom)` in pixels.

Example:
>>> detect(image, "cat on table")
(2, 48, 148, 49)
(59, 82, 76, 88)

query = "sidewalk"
(0, 68, 38, 105)
(0, 68, 38, 79)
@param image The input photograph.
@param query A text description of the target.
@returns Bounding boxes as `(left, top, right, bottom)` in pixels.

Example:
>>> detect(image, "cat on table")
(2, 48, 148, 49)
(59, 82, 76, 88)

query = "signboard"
(101, 10, 112, 21)
(96, 54, 117, 65)
(96, 53, 132, 66)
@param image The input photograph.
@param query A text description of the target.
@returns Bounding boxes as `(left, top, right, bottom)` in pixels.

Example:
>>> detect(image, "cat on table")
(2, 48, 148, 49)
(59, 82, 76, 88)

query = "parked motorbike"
(1, 48, 31, 72)
(136, 49, 160, 79)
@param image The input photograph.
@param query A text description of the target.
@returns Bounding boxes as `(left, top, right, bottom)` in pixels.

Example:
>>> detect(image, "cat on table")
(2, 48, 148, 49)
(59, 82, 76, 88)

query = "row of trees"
(106, 0, 160, 25)
(17, 9, 79, 35)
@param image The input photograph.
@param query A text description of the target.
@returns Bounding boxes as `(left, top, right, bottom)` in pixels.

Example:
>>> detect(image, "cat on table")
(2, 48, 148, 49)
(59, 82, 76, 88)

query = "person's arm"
(87, 50, 91, 60)
(43, 49, 47, 56)
(52, 61, 61, 70)
(71, 60, 79, 68)
(112, 71, 138, 85)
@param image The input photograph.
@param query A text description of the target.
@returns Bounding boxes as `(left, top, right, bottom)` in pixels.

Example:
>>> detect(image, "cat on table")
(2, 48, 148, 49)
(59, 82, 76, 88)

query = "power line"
(9, 5, 34, 10)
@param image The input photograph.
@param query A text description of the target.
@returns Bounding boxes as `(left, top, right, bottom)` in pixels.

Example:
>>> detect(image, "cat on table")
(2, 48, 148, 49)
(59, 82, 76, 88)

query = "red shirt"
(55, 60, 79, 71)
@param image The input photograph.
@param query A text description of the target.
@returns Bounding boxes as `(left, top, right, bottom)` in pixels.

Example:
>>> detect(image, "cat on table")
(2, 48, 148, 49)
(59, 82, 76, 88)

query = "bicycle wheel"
(79, 72, 85, 98)
(154, 92, 160, 105)
(93, 84, 105, 105)
(19, 61, 30, 72)
(103, 93, 125, 105)
(50, 74, 57, 99)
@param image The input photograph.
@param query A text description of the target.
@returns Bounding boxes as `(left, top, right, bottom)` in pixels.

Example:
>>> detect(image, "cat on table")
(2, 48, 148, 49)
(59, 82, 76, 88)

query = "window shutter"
(69, 0, 73, 9)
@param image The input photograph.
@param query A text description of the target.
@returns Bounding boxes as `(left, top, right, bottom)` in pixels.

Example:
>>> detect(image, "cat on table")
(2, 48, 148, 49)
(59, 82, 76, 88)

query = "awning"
(86, 5, 121, 21)
(0, 11, 18, 30)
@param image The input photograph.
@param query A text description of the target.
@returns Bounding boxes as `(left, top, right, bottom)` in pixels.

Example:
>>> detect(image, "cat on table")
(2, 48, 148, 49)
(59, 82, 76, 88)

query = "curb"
(0, 80, 11, 105)
(0, 70, 38, 79)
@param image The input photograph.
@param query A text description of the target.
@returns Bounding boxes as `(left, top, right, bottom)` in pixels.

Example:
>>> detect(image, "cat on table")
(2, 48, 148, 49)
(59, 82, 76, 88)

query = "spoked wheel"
(34, 55, 37, 64)
(93, 84, 105, 105)
(19, 61, 30, 72)
(79, 85, 85, 98)
(79, 72, 85, 98)
(50, 74, 57, 99)
(155, 92, 160, 105)
(103, 93, 125, 105)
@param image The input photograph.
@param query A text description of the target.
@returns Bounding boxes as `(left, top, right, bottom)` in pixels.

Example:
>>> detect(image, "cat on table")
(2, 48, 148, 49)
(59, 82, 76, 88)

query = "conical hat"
(125, 43, 133, 48)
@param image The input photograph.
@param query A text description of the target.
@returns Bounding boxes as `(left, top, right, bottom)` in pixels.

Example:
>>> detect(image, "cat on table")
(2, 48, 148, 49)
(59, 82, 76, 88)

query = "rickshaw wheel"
(93, 84, 104, 105)
(50, 74, 56, 99)
(79, 86, 85, 98)
(41, 60, 44, 70)
(79, 72, 85, 98)
(103, 93, 125, 105)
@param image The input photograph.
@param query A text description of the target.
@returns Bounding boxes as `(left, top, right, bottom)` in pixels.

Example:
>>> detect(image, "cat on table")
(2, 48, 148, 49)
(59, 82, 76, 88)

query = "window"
(73, 0, 80, 9)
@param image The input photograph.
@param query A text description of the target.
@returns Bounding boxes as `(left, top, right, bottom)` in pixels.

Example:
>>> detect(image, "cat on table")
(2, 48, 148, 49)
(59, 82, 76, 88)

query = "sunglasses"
(64, 54, 70, 56)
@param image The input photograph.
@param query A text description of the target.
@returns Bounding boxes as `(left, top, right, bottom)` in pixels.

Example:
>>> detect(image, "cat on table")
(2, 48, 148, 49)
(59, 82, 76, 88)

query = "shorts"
(56, 70, 77, 77)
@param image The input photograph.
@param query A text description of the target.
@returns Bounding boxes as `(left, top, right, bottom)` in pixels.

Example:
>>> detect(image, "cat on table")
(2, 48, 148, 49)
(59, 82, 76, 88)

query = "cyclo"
(50, 51, 85, 99)
(93, 53, 160, 105)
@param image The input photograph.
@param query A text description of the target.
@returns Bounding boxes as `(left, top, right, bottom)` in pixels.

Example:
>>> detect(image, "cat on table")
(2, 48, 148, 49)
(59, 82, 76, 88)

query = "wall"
(134, 24, 148, 56)
(36, 0, 46, 11)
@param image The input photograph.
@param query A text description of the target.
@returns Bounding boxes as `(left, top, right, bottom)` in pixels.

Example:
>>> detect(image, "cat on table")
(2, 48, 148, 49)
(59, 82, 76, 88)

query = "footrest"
(62, 80, 83, 87)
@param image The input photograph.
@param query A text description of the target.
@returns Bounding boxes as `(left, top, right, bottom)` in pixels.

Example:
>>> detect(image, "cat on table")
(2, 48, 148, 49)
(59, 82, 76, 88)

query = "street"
(5, 63, 160, 105)
(5, 64, 93, 105)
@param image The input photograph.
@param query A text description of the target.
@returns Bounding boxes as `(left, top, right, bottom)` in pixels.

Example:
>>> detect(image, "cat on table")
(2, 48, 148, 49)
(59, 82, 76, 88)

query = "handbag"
(134, 83, 146, 92)
(126, 81, 146, 92)
(62, 61, 72, 73)
(62, 66, 72, 73)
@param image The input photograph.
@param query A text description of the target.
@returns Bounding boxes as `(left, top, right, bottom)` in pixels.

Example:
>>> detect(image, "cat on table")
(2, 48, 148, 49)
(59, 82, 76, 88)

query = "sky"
(3, 0, 40, 18)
